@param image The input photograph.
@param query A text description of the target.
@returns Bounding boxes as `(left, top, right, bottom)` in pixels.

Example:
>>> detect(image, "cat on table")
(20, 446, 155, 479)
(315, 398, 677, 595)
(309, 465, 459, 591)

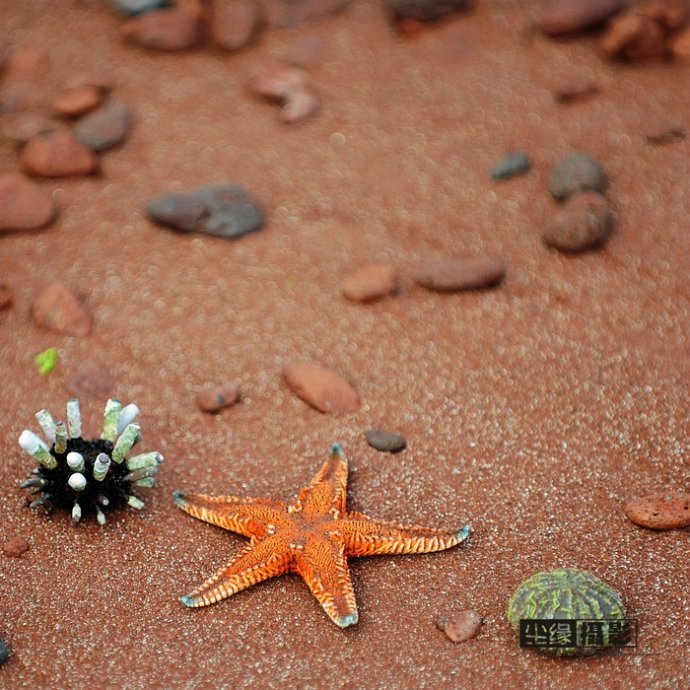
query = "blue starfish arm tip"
(172, 490, 186, 505)
(337, 612, 358, 627)
(180, 595, 195, 607)
(457, 524, 472, 541)
(331, 442, 343, 454)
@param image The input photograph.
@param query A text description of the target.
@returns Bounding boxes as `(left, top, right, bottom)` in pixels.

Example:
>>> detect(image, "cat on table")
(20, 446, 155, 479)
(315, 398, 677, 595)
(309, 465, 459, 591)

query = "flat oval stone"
(53, 85, 103, 118)
(549, 151, 607, 201)
(21, 130, 97, 178)
(196, 384, 241, 413)
(543, 191, 614, 252)
(416, 256, 505, 292)
(122, 7, 203, 50)
(365, 429, 407, 453)
(73, 101, 133, 152)
(210, 0, 264, 51)
(490, 151, 531, 181)
(146, 183, 265, 239)
(283, 362, 359, 414)
(343, 264, 399, 303)
(437, 609, 483, 643)
(541, 0, 624, 36)
(32, 281, 93, 337)
(624, 491, 690, 530)
(0, 172, 58, 232)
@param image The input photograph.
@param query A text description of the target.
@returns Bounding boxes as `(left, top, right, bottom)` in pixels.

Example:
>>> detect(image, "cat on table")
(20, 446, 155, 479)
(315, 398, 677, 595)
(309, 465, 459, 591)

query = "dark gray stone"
(73, 101, 133, 152)
(365, 429, 407, 453)
(108, 0, 170, 15)
(548, 151, 607, 201)
(0, 636, 9, 665)
(490, 151, 531, 181)
(146, 183, 265, 239)
(388, 0, 471, 21)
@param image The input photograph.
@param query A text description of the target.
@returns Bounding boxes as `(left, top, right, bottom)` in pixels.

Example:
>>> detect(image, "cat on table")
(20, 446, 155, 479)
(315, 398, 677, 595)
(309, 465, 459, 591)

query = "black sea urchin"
(18, 398, 163, 525)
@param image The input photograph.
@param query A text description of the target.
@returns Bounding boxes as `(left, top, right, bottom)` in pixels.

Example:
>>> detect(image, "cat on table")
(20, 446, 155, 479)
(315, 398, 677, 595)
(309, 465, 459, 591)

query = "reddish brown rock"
(343, 264, 399, 303)
(283, 362, 359, 413)
(249, 65, 320, 123)
(644, 120, 686, 144)
(0, 284, 13, 310)
(122, 7, 203, 51)
(2, 536, 30, 558)
(552, 76, 598, 104)
(640, 0, 689, 33)
(1, 112, 58, 146)
(196, 384, 241, 413)
(541, 0, 624, 36)
(671, 25, 690, 55)
(416, 256, 505, 292)
(602, 12, 666, 59)
(53, 84, 103, 118)
(67, 366, 115, 399)
(32, 282, 93, 337)
(0, 172, 57, 232)
(437, 610, 483, 643)
(210, 0, 264, 51)
(543, 191, 614, 252)
(625, 491, 690, 530)
(21, 130, 98, 178)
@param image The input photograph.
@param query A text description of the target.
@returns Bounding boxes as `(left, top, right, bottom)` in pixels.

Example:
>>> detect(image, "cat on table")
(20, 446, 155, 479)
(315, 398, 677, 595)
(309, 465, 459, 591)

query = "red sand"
(1, 1, 688, 688)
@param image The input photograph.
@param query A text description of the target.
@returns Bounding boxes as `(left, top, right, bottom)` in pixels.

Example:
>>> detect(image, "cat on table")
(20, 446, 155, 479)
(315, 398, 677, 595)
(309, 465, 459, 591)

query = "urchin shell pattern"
(18, 398, 163, 525)
(507, 568, 626, 656)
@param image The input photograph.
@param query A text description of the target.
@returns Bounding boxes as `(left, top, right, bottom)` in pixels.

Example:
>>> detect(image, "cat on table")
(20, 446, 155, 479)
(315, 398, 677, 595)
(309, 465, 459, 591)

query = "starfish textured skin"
(173, 443, 471, 628)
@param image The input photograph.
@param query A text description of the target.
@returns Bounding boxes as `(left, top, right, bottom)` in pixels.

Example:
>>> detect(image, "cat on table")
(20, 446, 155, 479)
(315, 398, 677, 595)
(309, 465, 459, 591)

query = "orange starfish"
(173, 443, 471, 627)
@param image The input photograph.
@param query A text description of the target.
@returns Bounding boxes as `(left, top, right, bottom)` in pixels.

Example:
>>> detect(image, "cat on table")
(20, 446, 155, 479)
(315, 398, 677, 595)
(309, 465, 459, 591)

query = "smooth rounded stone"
(108, 0, 171, 15)
(388, 0, 471, 22)
(53, 84, 103, 118)
(0, 637, 8, 665)
(602, 12, 666, 60)
(548, 151, 606, 201)
(210, 0, 264, 51)
(21, 130, 97, 178)
(283, 362, 359, 414)
(490, 151, 531, 181)
(196, 384, 241, 413)
(416, 256, 505, 292)
(644, 121, 686, 145)
(364, 429, 407, 453)
(67, 366, 115, 399)
(343, 264, 399, 303)
(73, 101, 133, 152)
(541, 0, 624, 36)
(0, 172, 58, 232)
(436, 610, 482, 643)
(624, 491, 690, 530)
(1, 112, 58, 146)
(543, 191, 613, 252)
(146, 183, 265, 239)
(3, 536, 30, 558)
(0, 284, 13, 310)
(32, 281, 93, 337)
(552, 75, 598, 103)
(122, 7, 203, 50)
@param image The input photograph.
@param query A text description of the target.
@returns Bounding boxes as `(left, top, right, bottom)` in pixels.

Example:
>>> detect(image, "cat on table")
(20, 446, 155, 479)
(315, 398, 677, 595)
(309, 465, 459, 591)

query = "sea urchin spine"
(18, 398, 163, 525)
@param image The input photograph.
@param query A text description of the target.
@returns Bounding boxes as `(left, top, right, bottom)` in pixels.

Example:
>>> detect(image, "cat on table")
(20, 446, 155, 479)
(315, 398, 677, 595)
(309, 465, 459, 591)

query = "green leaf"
(34, 347, 58, 375)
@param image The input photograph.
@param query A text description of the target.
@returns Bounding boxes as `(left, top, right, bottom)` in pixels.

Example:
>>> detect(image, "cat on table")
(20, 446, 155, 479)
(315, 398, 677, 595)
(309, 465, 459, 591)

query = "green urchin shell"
(507, 568, 626, 656)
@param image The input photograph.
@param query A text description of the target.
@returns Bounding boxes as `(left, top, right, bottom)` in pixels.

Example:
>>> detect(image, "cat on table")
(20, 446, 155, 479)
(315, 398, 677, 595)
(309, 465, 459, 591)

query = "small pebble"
(196, 384, 241, 413)
(0, 172, 58, 233)
(365, 429, 407, 453)
(146, 183, 265, 239)
(388, 0, 471, 22)
(437, 610, 483, 643)
(3, 536, 30, 558)
(283, 362, 359, 414)
(624, 491, 690, 530)
(32, 281, 93, 337)
(552, 76, 598, 104)
(67, 366, 115, 399)
(416, 256, 505, 292)
(0, 637, 9, 665)
(644, 123, 686, 145)
(543, 191, 613, 252)
(343, 264, 399, 303)
(53, 85, 103, 118)
(602, 11, 666, 59)
(0, 284, 13, 310)
(548, 151, 606, 201)
(108, 0, 171, 15)
(21, 130, 98, 178)
(122, 7, 203, 50)
(210, 0, 264, 51)
(73, 101, 133, 152)
(490, 151, 531, 181)
(250, 65, 320, 123)
(541, 0, 624, 36)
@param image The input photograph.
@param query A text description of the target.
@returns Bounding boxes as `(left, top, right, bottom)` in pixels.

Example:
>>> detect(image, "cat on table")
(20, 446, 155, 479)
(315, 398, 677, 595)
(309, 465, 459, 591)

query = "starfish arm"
(173, 490, 289, 538)
(293, 533, 358, 628)
(180, 535, 292, 608)
(340, 512, 471, 557)
(297, 443, 348, 518)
